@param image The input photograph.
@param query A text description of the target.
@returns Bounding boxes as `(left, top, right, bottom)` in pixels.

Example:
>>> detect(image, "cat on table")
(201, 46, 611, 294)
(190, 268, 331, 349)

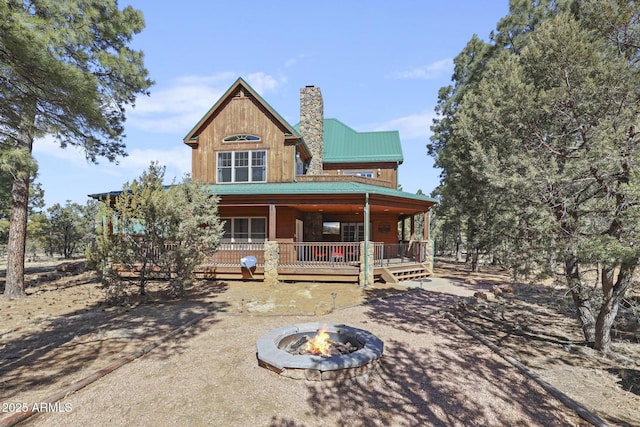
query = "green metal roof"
(89, 181, 437, 204)
(294, 118, 404, 164)
(204, 181, 435, 203)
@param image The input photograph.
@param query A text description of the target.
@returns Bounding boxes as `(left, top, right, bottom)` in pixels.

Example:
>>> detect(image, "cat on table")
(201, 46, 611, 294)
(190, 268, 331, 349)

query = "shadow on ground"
(268, 289, 579, 426)
(0, 282, 230, 402)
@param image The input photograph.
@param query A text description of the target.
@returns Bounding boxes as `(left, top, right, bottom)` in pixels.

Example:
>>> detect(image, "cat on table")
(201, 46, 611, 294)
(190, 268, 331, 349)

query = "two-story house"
(93, 77, 437, 285)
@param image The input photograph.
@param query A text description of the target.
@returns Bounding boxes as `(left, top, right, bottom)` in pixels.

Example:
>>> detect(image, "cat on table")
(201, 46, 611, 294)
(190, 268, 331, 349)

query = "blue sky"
(32, 1, 510, 209)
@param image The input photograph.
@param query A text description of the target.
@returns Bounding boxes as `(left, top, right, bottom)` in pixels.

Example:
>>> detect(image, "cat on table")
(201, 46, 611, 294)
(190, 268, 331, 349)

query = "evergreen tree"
(89, 163, 224, 301)
(430, 0, 640, 354)
(42, 201, 95, 259)
(1, 0, 152, 298)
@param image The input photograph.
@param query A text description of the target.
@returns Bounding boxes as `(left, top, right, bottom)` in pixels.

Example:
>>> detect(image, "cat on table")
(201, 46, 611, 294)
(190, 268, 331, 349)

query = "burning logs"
(257, 323, 384, 381)
(283, 328, 359, 357)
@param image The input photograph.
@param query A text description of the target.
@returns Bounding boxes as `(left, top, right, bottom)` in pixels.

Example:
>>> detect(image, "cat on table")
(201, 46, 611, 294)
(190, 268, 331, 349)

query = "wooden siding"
(191, 89, 296, 184)
(317, 213, 400, 245)
(322, 162, 398, 189)
(219, 205, 402, 245)
(219, 206, 269, 218)
(371, 214, 401, 244)
(275, 207, 297, 240)
(218, 206, 297, 241)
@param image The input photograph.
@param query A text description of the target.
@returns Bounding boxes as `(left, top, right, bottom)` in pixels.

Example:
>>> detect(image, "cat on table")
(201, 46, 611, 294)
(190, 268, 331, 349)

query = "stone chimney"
(300, 85, 323, 175)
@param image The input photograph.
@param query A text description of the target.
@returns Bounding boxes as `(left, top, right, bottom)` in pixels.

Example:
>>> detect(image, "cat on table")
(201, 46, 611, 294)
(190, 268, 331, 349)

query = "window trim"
(217, 150, 267, 183)
(341, 222, 371, 242)
(222, 134, 261, 142)
(222, 217, 267, 242)
(343, 171, 374, 178)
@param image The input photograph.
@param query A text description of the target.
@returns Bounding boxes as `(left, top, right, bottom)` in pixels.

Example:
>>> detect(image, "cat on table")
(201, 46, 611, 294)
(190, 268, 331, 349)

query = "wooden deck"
(117, 241, 432, 285)
(194, 264, 361, 283)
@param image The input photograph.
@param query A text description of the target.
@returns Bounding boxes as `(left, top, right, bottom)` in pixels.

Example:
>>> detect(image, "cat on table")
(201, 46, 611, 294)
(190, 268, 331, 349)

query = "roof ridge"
(183, 77, 301, 143)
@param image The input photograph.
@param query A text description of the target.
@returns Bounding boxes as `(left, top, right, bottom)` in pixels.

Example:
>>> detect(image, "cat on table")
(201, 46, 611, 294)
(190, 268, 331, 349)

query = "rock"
(38, 272, 62, 282)
(56, 261, 86, 273)
(499, 284, 514, 294)
(474, 291, 496, 301)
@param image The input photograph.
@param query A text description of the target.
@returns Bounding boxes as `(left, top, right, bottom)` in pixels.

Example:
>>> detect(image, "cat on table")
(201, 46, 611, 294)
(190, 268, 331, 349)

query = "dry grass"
(0, 257, 638, 426)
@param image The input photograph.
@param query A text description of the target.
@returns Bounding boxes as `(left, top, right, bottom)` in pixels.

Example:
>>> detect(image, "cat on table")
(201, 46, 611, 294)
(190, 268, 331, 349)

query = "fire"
(305, 327, 332, 357)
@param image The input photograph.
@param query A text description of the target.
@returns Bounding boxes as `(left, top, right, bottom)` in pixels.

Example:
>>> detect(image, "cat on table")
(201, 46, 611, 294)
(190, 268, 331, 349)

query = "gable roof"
(294, 118, 404, 164)
(183, 77, 302, 146)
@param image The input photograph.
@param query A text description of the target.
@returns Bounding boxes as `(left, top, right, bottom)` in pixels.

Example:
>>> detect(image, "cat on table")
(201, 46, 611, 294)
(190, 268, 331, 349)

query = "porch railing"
(192, 241, 430, 269)
(373, 241, 429, 267)
(201, 242, 265, 267)
(279, 242, 360, 268)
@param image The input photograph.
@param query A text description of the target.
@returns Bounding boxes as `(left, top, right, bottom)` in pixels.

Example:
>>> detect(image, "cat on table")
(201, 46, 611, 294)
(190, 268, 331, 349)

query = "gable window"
(223, 134, 261, 142)
(222, 217, 266, 242)
(217, 150, 266, 183)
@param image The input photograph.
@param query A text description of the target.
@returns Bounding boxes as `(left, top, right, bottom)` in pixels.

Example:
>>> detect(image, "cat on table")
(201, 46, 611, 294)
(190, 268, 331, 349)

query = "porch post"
(423, 211, 429, 241)
(410, 215, 416, 239)
(361, 193, 372, 287)
(425, 209, 434, 274)
(268, 203, 276, 240)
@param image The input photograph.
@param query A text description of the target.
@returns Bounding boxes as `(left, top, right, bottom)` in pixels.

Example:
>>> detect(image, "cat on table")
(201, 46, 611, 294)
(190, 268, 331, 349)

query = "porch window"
(217, 150, 267, 183)
(341, 222, 369, 242)
(222, 217, 266, 242)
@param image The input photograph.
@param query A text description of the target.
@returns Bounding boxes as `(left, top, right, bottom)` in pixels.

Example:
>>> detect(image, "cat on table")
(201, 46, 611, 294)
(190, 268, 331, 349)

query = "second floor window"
(343, 171, 374, 178)
(217, 150, 266, 183)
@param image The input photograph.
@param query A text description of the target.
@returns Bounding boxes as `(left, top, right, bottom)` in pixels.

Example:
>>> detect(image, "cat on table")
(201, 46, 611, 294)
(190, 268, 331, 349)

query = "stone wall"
(300, 86, 324, 175)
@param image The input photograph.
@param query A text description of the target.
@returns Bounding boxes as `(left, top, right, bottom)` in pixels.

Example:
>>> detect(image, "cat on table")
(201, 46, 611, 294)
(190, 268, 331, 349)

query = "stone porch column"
(359, 241, 374, 287)
(424, 240, 434, 274)
(263, 241, 279, 286)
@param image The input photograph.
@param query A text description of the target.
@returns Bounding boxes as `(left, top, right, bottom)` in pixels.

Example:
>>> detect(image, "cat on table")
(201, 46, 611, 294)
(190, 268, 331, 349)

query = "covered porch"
(195, 240, 434, 285)
(209, 180, 437, 285)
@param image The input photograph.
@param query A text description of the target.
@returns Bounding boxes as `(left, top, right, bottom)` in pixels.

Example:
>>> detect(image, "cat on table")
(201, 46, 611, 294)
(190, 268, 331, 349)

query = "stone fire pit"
(256, 322, 383, 381)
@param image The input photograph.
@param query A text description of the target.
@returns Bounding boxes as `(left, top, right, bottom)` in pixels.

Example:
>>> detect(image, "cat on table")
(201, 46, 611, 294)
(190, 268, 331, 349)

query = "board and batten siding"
(190, 90, 296, 184)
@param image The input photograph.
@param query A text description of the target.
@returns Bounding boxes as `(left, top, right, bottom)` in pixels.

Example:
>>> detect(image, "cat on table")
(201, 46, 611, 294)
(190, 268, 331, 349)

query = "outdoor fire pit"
(256, 322, 383, 381)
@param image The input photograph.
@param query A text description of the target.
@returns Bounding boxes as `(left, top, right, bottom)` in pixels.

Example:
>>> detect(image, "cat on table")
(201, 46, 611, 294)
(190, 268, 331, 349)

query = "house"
(92, 77, 437, 286)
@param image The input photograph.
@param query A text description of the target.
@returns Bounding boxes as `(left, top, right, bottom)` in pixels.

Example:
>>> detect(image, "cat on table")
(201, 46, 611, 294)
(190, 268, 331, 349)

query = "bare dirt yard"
(0, 257, 639, 426)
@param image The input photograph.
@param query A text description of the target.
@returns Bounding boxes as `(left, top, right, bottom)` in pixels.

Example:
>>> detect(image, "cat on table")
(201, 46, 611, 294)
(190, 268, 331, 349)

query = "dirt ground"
(0, 257, 639, 426)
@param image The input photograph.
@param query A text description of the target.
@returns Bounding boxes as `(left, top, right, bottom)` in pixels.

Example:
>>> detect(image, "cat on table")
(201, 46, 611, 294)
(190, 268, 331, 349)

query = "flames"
(282, 326, 358, 357)
(304, 327, 332, 357)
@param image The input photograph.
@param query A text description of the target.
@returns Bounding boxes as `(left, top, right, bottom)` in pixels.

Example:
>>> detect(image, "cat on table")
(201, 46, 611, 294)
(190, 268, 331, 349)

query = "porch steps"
(379, 264, 432, 284)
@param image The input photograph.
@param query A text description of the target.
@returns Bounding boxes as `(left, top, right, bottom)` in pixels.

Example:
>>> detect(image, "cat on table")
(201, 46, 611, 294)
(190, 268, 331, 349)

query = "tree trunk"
(4, 121, 34, 298)
(470, 248, 480, 272)
(455, 231, 463, 261)
(564, 255, 596, 343)
(4, 175, 29, 298)
(594, 262, 636, 354)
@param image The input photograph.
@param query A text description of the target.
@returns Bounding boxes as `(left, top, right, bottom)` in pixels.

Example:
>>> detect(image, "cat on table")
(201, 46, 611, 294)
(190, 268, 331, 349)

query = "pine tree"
(430, 1, 640, 354)
(1, 1, 152, 297)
